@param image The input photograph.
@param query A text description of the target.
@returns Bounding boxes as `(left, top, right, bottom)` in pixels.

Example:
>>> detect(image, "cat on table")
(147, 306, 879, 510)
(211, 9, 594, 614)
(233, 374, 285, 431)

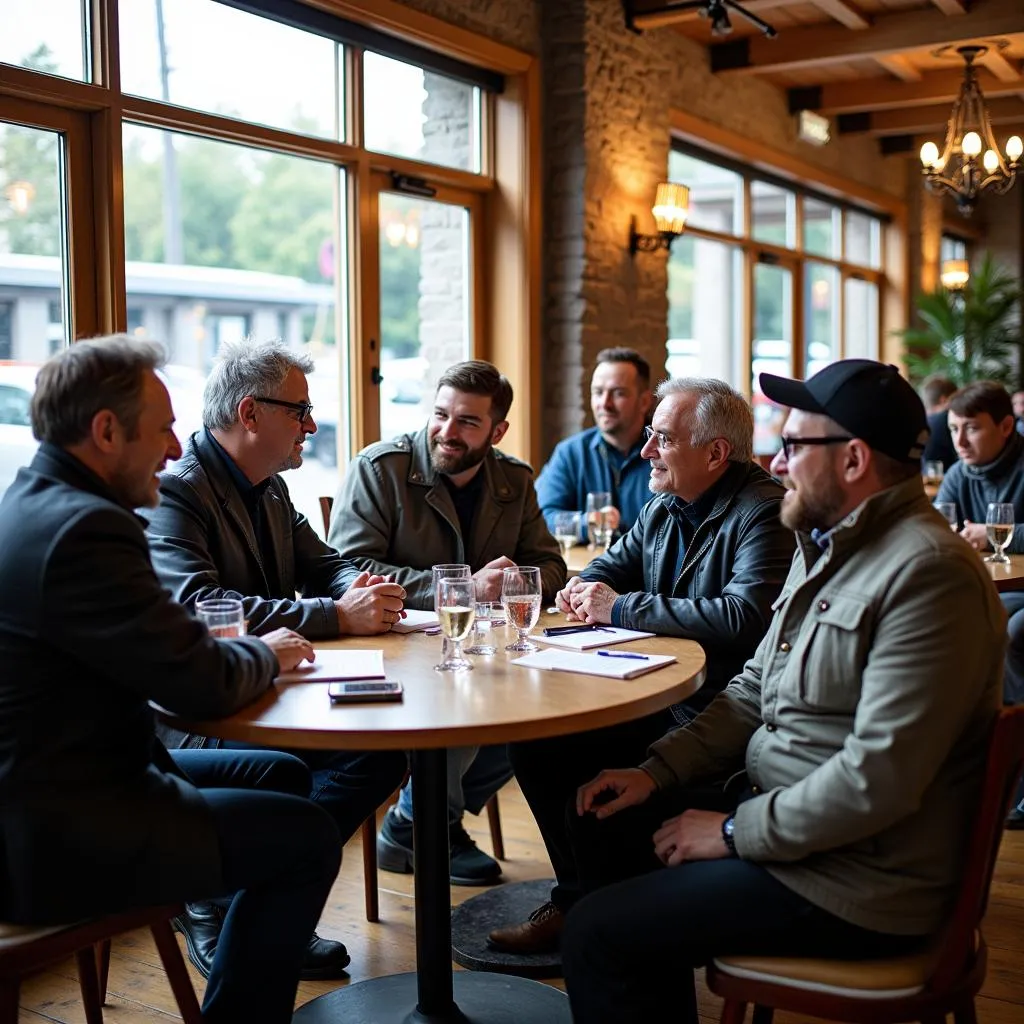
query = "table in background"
(564, 544, 600, 576)
(158, 613, 705, 1024)
(986, 554, 1024, 593)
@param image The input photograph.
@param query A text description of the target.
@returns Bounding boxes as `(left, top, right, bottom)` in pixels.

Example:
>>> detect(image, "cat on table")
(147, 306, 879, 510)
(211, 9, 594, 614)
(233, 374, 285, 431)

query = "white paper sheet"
(536, 626, 656, 650)
(511, 648, 676, 680)
(277, 648, 385, 682)
(390, 608, 441, 634)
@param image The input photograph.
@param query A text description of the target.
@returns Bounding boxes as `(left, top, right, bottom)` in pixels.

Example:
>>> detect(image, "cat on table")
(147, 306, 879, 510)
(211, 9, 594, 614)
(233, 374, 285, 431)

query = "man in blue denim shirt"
(536, 348, 653, 538)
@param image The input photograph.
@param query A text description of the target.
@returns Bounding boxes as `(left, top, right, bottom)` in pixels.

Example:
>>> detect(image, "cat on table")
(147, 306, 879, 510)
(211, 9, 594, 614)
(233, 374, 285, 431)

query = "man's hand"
(576, 768, 657, 819)
(652, 810, 730, 867)
(259, 627, 315, 673)
(602, 505, 621, 532)
(555, 576, 586, 619)
(472, 556, 517, 602)
(568, 581, 619, 624)
(960, 521, 989, 551)
(336, 571, 407, 635)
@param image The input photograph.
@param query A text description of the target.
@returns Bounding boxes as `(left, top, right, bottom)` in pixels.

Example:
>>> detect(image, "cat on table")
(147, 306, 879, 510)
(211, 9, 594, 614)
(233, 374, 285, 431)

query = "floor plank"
(13, 783, 1024, 1021)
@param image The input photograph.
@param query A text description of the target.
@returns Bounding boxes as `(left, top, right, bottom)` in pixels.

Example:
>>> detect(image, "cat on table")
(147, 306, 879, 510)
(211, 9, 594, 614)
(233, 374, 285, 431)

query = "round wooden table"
(160, 613, 706, 1023)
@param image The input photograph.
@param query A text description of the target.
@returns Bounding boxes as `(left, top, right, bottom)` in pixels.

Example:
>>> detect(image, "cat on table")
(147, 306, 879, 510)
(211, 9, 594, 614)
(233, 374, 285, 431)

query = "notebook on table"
(536, 626, 656, 650)
(512, 648, 676, 680)
(277, 649, 385, 683)
(390, 608, 440, 634)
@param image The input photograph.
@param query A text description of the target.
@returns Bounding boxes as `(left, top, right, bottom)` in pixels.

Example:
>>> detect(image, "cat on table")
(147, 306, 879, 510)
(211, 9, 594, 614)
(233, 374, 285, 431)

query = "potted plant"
(898, 252, 1022, 387)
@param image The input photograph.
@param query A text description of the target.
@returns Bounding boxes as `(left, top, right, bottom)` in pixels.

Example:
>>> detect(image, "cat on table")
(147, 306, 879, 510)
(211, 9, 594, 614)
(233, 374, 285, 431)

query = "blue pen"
(596, 650, 649, 661)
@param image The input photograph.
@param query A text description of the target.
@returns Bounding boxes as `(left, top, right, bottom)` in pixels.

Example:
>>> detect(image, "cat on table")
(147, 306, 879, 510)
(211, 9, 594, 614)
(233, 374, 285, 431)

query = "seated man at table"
(536, 347, 653, 541)
(145, 337, 407, 974)
(488, 376, 794, 953)
(561, 359, 1005, 1024)
(919, 373, 958, 471)
(0, 336, 342, 1024)
(936, 380, 1024, 826)
(330, 359, 565, 885)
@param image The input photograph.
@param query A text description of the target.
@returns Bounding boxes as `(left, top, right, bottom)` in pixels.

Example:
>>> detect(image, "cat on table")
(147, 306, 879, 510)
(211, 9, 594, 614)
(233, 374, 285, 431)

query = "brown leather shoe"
(487, 901, 564, 954)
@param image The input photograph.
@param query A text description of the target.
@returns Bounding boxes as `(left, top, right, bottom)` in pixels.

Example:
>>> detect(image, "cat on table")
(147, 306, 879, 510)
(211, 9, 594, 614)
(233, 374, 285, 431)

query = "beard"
(430, 435, 491, 476)
(110, 464, 160, 510)
(780, 463, 847, 534)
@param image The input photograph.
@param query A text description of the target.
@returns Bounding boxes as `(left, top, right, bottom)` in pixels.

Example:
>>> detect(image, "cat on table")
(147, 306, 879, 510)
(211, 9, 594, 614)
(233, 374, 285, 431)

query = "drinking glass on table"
(985, 503, 1015, 565)
(502, 566, 542, 652)
(585, 492, 612, 551)
(465, 600, 503, 656)
(432, 563, 471, 660)
(923, 460, 945, 488)
(434, 577, 476, 672)
(553, 511, 582, 560)
(933, 501, 958, 532)
(196, 598, 245, 638)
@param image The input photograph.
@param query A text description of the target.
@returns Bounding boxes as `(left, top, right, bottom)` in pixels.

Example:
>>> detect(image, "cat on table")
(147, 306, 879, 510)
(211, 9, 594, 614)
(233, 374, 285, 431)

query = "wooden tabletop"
(564, 544, 599, 575)
(159, 612, 706, 752)
(985, 554, 1024, 593)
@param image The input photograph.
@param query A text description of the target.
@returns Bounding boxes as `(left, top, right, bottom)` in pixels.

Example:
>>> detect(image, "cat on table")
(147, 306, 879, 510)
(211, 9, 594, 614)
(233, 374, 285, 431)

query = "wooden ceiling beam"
(795, 68, 1024, 114)
(875, 54, 922, 82)
(838, 97, 1024, 135)
(811, 0, 870, 31)
(628, 0, 790, 29)
(929, 0, 967, 13)
(980, 49, 1021, 83)
(710, 0, 1024, 76)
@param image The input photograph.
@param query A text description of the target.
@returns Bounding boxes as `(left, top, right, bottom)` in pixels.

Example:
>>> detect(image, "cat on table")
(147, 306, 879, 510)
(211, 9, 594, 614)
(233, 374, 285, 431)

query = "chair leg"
(486, 794, 505, 861)
(75, 946, 105, 1024)
(362, 815, 380, 923)
(751, 1005, 774, 1024)
(95, 938, 111, 1004)
(0, 978, 21, 1024)
(720, 998, 748, 1024)
(150, 920, 203, 1024)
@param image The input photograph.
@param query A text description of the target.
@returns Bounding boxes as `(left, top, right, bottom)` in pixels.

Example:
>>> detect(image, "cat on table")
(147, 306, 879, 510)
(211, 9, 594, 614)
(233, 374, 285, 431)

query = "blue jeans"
(396, 744, 513, 825)
(169, 748, 340, 1024)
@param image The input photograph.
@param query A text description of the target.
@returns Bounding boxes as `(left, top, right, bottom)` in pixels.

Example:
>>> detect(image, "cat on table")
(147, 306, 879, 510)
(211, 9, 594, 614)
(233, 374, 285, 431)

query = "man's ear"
(706, 438, 731, 472)
(491, 420, 510, 446)
(843, 439, 872, 483)
(238, 396, 259, 433)
(639, 389, 654, 419)
(89, 409, 120, 453)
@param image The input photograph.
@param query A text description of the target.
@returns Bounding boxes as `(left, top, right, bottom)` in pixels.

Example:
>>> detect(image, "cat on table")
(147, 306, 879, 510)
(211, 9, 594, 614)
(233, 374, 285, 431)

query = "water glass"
(585, 491, 611, 550)
(432, 563, 471, 660)
(933, 501, 958, 532)
(196, 598, 245, 638)
(923, 460, 945, 488)
(985, 503, 1015, 564)
(553, 510, 582, 560)
(502, 566, 542, 652)
(435, 577, 475, 671)
(465, 600, 503, 656)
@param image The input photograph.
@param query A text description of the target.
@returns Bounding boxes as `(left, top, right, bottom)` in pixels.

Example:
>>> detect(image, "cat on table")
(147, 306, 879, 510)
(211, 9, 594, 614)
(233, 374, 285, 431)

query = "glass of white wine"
(432, 563, 471, 662)
(985, 502, 1015, 565)
(553, 510, 582, 561)
(502, 565, 542, 652)
(435, 576, 476, 672)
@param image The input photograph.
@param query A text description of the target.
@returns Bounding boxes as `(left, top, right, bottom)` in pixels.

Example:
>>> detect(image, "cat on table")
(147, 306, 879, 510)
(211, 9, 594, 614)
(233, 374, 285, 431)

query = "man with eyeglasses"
(488, 377, 794, 955)
(145, 338, 408, 981)
(559, 360, 1004, 1024)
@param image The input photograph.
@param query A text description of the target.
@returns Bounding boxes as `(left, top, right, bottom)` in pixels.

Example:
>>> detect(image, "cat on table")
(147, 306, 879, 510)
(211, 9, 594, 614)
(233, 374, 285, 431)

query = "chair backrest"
(929, 705, 1024, 985)
(319, 495, 333, 537)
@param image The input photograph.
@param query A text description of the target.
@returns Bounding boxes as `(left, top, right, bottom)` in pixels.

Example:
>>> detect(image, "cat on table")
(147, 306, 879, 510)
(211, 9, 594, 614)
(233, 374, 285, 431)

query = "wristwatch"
(721, 815, 738, 857)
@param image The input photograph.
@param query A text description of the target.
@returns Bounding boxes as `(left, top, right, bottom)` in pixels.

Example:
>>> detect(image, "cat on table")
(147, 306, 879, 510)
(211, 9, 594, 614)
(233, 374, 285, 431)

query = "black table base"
(451, 878, 563, 978)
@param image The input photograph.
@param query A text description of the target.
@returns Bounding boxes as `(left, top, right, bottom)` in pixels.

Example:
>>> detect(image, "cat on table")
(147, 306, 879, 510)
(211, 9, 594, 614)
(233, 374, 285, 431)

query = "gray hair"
(203, 338, 315, 430)
(656, 377, 753, 463)
(32, 334, 165, 446)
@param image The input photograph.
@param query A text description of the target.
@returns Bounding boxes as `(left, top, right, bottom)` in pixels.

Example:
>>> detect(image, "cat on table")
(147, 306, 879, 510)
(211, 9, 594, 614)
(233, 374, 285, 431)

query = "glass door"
(750, 254, 796, 458)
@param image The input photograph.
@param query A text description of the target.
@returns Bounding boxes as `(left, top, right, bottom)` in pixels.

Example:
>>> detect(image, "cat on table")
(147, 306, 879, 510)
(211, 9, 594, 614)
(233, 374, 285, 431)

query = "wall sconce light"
(940, 258, 970, 291)
(629, 182, 690, 254)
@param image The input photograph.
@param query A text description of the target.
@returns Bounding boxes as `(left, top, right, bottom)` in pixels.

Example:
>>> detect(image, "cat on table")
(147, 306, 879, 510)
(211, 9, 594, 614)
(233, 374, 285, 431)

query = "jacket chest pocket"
(796, 594, 871, 712)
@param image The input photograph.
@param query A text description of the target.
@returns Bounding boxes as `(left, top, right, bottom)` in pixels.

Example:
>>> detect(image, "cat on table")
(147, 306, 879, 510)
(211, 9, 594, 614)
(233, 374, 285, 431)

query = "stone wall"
(392, 0, 540, 55)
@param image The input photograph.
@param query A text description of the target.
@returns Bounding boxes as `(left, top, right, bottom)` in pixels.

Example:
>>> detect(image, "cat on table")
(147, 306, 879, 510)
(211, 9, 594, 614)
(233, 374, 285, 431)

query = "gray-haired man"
(145, 338, 408, 979)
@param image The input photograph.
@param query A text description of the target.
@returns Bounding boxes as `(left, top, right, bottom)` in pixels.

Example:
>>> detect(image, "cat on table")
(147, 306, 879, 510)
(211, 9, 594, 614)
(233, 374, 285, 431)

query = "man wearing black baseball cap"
(561, 359, 1005, 1024)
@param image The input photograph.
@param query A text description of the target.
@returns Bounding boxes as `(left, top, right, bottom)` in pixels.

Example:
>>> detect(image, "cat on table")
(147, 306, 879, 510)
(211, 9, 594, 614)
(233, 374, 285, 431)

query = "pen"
(597, 650, 649, 661)
(543, 624, 614, 636)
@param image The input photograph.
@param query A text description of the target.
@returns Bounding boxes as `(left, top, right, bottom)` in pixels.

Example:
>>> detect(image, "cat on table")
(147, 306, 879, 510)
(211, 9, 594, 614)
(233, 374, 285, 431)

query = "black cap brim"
(759, 372, 827, 415)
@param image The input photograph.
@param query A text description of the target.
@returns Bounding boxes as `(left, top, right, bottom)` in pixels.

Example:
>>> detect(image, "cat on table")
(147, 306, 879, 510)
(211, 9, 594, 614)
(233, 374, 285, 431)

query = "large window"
(667, 144, 887, 455)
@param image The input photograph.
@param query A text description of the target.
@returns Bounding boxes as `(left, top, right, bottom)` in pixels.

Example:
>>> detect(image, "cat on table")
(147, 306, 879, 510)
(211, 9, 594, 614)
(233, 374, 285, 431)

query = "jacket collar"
(666, 460, 759, 529)
(962, 431, 1024, 481)
(406, 426, 517, 504)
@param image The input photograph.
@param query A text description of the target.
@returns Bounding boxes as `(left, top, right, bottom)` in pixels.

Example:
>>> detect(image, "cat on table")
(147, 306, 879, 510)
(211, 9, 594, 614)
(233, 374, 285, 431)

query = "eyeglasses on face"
(779, 435, 852, 460)
(254, 396, 314, 423)
(643, 424, 673, 449)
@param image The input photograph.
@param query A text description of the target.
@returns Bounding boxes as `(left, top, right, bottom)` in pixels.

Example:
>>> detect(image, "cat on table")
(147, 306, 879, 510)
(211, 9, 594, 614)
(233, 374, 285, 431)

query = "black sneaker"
(1006, 807, 1024, 830)
(377, 806, 415, 874)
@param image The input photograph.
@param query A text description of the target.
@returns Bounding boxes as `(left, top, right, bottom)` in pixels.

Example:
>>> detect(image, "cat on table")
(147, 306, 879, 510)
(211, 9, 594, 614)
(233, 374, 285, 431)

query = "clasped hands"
(575, 767, 729, 865)
(959, 521, 989, 552)
(555, 575, 620, 624)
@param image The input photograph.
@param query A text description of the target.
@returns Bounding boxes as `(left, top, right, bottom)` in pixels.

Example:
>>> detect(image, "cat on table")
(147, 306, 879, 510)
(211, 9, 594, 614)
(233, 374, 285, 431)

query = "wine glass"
(553, 511, 582, 561)
(434, 577, 476, 671)
(985, 503, 1015, 565)
(585, 492, 611, 551)
(502, 566, 542, 652)
(923, 460, 945, 489)
(432, 563, 471, 661)
(933, 501, 958, 532)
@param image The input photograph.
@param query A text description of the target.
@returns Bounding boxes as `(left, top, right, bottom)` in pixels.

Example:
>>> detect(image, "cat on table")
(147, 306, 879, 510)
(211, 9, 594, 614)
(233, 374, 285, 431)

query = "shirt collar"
(204, 427, 271, 502)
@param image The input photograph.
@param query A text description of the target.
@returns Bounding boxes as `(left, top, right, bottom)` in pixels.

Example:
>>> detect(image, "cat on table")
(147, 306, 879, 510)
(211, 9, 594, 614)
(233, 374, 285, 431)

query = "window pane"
(752, 262, 792, 457)
(805, 262, 839, 377)
(1, 0, 86, 81)
(844, 277, 878, 361)
(844, 210, 881, 268)
(668, 150, 743, 235)
(378, 192, 470, 440)
(666, 235, 742, 386)
(122, 124, 347, 534)
(364, 53, 481, 173)
(120, 0, 342, 141)
(0, 122, 70, 498)
(941, 235, 967, 263)
(751, 181, 794, 248)
(803, 197, 839, 259)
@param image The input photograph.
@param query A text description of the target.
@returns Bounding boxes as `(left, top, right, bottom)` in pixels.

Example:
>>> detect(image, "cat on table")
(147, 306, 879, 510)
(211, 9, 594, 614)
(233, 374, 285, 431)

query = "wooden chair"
(318, 495, 506, 923)
(0, 905, 200, 1024)
(706, 705, 1024, 1024)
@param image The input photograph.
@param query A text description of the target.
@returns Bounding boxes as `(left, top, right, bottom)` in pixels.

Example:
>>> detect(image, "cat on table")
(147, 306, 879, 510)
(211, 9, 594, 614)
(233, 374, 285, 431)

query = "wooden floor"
(16, 780, 1024, 1022)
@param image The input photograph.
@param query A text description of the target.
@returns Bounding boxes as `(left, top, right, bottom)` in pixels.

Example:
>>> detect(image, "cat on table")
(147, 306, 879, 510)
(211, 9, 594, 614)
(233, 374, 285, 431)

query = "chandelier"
(919, 45, 1022, 217)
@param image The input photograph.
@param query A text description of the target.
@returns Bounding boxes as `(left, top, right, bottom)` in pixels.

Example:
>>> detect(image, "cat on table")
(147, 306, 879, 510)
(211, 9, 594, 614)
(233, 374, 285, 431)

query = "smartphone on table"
(328, 680, 404, 703)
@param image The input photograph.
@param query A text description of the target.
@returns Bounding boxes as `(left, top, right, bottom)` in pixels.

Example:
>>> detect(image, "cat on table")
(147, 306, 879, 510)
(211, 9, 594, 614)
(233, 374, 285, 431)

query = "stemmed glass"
(585, 492, 611, 551)
(434, 577, 476, 672)
(432, 563, 471, 662)
(933, 501, 958, 532)
(553, 511, 582, 561)
(502, 566, 542, 652)
(985, 503, 1015, 565)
